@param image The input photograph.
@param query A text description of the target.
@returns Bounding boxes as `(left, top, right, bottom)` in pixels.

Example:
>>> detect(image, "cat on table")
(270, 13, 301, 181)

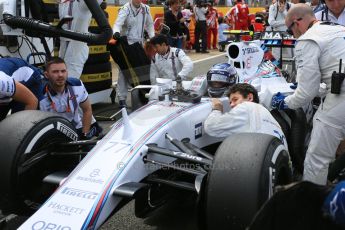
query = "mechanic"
(307, 0, 325, 13)
(268, 0, 293, 31)
(59, 0, 102, 78)
(0, 73, 38, 121)
(205, 80, 286, 147)
(268, 0, 294, 61)
(0, 57, 44, 121)
(112, 0, 155, 108)
(194, 0, 209, 53)
(315, 0, 345, 25)
(225, 0, 250, 30)
(271, 4, 345, 185)
(206, 1, 218, 50)
(149, 34, 193, 85)
(40, 57, 102, 139)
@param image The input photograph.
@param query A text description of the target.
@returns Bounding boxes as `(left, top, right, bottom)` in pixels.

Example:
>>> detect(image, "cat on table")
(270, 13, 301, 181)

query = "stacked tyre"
(81, 17, 112, 94)
(41, 1, 113, 94)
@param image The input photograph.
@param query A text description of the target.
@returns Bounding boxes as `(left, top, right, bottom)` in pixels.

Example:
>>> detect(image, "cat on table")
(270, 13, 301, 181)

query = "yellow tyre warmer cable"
(119, 43, 140, 86)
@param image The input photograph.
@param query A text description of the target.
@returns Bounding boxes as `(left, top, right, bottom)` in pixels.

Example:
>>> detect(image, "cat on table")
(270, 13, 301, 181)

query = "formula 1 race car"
(0, 38, 318, 230)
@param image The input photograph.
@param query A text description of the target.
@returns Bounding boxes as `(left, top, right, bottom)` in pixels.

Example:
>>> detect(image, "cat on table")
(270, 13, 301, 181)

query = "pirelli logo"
(52, 18, 99, 28)
(56, 122, 78, 141)
(81, 72, 111, 83)
(42, 0, 57, 4)
(90, 18, 98, 27)
(89, 45, 107, 54)
(52, 19, 59, 26)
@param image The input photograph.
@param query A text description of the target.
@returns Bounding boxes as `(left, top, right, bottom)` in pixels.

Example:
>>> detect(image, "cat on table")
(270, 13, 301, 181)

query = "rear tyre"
(0, 111, 79, 213)
(205, 133, 292, 230)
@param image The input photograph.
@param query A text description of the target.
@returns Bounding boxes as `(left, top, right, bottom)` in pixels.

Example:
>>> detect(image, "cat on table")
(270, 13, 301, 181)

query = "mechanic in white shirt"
(40, 57, 102, 139)
(315, 0, 345, 25)
(112, 0, 155, 108)
(59, 0, 103, 79)
(149, 34, 193, 85)
(268, 0, 294, 60)
(272, 4, 345, 185)
(204, 75, 286, 147)
(0, 72, 38, 120)
(269, 0, 293, 31)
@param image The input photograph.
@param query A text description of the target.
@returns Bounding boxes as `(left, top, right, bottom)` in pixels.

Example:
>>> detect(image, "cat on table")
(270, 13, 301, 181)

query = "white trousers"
(303, 100, 345, 185)
(116, 71, 129, 101)
(60, 40, 89, 79)
(58, 0, 96, 79)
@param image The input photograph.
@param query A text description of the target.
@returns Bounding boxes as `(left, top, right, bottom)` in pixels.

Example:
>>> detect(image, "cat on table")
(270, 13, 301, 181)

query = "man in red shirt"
(225, 6, 235, 29)
(206, 1, 218, 50)
(227, 0, 250, 30)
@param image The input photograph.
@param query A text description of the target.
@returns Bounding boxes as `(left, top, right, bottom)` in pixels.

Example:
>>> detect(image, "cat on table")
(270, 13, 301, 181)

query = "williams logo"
(61, 187, 98, 200)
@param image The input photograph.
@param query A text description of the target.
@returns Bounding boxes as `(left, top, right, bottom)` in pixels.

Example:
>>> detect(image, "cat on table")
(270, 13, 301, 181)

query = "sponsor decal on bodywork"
(61, 187, 98, 200)
(76, 169, 104, 184)
(47, 202, 85, 216)
(195, 122, 203, 139)
(242, 46, 260, 55)
(31, 221, 71, 230)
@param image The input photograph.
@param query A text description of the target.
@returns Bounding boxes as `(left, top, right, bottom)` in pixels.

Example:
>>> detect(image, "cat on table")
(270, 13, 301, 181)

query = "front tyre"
(0, 110, 79, 213)
(205, 133, 292, 230)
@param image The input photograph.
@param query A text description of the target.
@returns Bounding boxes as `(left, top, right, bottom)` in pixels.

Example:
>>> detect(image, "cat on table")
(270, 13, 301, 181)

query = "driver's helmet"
(207, 63, 238, 97)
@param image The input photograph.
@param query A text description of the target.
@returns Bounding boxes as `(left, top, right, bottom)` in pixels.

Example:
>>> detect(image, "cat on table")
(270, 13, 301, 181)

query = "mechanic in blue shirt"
(40, 57, 102, 139)
(0, 57, 43, 121)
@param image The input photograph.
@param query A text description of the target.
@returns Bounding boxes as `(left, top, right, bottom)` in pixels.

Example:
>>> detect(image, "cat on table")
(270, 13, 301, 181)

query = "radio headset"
(331, 59, 345, 94)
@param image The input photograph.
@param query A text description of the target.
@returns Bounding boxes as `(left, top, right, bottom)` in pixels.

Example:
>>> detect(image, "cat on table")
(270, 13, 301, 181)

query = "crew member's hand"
(212, 98, 223, 112)
(81, 123, 103, 140)
(180, 18, 185, 23)
(278, 3, 285, 12)
(271, 92, 288, 110)
(290, 82, 298, 90)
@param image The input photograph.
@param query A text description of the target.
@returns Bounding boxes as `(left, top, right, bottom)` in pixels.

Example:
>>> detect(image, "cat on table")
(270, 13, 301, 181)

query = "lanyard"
(129, 3, 146, 38)
(45, 85, 71, 113)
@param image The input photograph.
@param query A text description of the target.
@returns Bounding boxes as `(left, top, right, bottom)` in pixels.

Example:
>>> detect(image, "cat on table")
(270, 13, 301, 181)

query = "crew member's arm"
(13, 81, 38, 110)
(224, 10, 231, 24)
(177, 50, 193, 80)
(204, 99, 248, 138)
(78, 82, 92, 134)
(112, 6, 129, 33)
(284, 41, 321, 109)
(145, 6, 155, 38)
(150, 59, 159, 85)
(268, 4, 286, 29)
(80, 98, 92, 134)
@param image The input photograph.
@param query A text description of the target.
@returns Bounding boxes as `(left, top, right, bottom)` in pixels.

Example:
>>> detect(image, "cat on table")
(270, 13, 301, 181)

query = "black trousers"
(194, 21, 207, 52)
